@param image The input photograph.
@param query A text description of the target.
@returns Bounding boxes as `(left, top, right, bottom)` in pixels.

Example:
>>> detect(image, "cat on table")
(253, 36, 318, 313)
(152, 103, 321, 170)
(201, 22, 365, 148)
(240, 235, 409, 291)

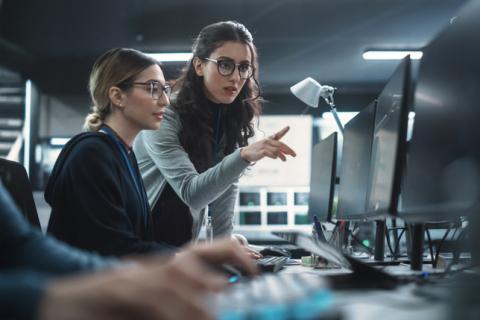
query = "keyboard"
(257, 256, 289, 273)
(205, 272, 333, 319)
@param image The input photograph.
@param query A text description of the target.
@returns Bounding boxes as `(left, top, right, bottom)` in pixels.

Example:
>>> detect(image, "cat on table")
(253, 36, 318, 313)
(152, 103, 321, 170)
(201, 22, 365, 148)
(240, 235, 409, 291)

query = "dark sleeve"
(0, 184, 118, 320)
(0, 270, 48, 320)
(60, 140, 174, 256)
(0, 183, 117, 273)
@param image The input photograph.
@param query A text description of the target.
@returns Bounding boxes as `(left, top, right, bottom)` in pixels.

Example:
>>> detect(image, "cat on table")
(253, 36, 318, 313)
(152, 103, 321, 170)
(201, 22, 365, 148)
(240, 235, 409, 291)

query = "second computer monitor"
(366, 56, 412, 217)
(308, 132, 337, 222)
(336, 100, 376, 220)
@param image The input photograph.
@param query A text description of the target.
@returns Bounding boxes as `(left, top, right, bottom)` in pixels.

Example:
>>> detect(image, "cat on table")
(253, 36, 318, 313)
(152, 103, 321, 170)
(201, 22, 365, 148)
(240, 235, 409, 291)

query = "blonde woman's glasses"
(127, 81, 171, 100)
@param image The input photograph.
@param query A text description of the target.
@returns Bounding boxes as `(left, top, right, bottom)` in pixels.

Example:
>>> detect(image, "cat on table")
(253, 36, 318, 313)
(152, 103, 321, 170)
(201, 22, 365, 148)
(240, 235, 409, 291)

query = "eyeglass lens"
(216, 60, 253, 79)
(150, 82, 171, 100)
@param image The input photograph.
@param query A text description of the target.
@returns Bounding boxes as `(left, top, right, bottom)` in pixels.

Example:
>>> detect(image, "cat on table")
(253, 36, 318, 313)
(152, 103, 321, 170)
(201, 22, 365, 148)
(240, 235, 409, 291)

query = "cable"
(450, 227, 459, 241)
(443, 226, 469, 274)
(328, 221, 340, 244)
(425, 227, 434, 265)
(385, 227, 395, 258)
(384, 227, 406, 260)
(349, 230, 374, 254)
(391, 218, 399, 257)
(433, 227, 451, 268)
(393, 228, 406, 259)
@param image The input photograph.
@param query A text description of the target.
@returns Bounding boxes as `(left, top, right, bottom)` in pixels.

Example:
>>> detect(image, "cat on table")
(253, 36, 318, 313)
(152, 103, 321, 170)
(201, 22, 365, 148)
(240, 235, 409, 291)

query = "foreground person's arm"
(38, 239, 258, 320)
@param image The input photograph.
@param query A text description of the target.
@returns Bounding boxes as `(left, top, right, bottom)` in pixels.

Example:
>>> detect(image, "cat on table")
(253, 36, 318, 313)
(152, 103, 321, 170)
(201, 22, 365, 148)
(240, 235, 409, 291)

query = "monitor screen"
(308, 132, 337, 222)
(366, 56, 412, 217)
(399, 1, 480, 222)
(336, 101, 376, 220)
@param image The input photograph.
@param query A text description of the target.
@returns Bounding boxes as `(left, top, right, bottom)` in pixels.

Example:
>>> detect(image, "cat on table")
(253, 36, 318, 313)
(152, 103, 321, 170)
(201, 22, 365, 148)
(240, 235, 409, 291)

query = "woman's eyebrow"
(142, 79, 166, 84)
(216, 56, 251, 64)
(215, 56, 234, 60)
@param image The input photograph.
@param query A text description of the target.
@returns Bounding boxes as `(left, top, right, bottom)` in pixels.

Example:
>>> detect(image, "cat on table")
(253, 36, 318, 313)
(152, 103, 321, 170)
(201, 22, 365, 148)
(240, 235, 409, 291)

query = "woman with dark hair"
(47, 48, 175, 256)
(134, 21, 295, 248)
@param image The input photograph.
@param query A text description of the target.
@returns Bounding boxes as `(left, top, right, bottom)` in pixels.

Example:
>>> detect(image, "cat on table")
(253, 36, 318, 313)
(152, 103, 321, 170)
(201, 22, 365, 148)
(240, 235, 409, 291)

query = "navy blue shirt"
(0, 183, 116, 320)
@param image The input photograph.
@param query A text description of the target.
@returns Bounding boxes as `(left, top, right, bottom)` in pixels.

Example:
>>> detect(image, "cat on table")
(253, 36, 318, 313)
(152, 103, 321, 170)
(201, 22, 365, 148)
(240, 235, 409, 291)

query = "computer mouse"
(259, 246, 291, 258)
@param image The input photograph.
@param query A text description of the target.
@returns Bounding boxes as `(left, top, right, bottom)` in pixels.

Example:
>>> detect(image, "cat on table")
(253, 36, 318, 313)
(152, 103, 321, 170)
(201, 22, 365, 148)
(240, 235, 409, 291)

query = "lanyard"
(213, 107, 223, 163)
(99, 126, 149, 225)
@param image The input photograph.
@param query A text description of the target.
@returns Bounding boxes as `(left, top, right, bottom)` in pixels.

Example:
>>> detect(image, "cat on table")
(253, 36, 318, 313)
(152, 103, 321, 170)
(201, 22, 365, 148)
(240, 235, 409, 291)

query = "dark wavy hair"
(172, 21, 262, 172)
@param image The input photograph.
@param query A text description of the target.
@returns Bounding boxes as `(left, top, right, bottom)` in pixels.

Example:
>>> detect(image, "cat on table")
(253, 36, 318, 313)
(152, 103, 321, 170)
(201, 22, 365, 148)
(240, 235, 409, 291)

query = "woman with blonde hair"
(47, 48, 174, 256)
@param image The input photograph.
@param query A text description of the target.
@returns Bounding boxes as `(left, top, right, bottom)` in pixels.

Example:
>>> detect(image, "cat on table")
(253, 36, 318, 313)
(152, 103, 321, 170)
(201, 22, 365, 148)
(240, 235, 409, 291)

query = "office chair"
(0, 158, 41, 228)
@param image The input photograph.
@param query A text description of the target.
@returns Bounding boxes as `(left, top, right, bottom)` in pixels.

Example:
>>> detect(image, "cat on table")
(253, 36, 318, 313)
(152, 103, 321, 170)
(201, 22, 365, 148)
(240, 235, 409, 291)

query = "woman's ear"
(108, 86, 125, 108)
(193, 57, 204, 77)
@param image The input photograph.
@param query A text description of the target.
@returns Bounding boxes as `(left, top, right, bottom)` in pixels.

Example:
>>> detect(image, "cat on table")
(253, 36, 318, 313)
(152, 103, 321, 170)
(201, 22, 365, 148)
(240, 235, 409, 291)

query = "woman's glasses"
(126, 81, 171, 100)
(204, 58, 253, 79)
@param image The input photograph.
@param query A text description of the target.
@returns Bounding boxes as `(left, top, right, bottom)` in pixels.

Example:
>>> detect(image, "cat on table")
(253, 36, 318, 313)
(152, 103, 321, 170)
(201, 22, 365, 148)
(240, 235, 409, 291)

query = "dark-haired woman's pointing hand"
(240, 126, 296, 163)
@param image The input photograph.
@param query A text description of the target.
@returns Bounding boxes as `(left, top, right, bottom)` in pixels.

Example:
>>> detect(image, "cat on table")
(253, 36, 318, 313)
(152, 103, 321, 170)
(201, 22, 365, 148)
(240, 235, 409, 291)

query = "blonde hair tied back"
(83, 105, 108, 131)
(82, 48, 160, 132)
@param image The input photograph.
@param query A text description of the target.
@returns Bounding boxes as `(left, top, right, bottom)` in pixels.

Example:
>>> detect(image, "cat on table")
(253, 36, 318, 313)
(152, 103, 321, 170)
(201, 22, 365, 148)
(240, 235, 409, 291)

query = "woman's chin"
(145, 122, 162, 131)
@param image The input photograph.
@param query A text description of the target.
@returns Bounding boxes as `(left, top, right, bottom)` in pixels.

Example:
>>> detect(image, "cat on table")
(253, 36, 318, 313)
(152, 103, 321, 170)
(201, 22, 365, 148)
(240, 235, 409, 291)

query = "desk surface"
(283, 263, 448, 320)
(210, 261, 450, 320)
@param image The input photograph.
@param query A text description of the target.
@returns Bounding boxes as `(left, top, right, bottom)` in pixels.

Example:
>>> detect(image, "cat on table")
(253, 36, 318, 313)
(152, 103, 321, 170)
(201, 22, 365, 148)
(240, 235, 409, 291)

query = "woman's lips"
(224, 86, 238, 95)
(152, 111, 164, 120)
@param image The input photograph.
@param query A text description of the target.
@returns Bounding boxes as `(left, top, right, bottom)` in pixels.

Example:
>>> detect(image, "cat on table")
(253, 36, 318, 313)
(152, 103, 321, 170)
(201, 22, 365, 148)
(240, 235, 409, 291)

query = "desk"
(211, 262, 450, 320)
(284, 263, 448, 319)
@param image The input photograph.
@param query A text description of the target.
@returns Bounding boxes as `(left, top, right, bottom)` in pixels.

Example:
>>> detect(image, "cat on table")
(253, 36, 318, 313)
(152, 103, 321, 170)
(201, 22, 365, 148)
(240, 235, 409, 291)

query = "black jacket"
(46, 132, 174, 256)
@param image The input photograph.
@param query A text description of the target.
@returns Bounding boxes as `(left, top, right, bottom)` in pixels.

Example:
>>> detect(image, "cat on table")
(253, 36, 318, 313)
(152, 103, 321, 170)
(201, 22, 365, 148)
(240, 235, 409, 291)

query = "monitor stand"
(346, 220, 401, 266)
(374, 220, 386, 261)
(409, 224, 425, 271)
(355, 220, 402, 266)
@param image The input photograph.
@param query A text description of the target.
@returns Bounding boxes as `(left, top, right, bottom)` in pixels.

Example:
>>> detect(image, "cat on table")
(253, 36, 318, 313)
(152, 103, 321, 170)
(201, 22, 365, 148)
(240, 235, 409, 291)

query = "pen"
(313, 215, 326, 242)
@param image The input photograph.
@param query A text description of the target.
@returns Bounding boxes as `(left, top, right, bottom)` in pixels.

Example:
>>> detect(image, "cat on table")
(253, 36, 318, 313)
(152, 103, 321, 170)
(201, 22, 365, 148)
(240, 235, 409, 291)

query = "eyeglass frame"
(122, 81, 171, 100)
(203, 57, 254, 79)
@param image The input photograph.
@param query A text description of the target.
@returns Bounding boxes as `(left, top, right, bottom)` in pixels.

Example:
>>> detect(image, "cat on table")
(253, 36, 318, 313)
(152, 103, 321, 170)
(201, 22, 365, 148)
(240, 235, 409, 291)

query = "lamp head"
(290, 77, 336, 108)
(291, 77, 344, 133)
(290, 77, 322, 108)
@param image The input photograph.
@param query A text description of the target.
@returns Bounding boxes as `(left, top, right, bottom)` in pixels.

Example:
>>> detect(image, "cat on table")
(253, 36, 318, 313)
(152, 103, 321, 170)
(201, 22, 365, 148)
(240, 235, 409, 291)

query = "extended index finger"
(271, 126, 290, 140)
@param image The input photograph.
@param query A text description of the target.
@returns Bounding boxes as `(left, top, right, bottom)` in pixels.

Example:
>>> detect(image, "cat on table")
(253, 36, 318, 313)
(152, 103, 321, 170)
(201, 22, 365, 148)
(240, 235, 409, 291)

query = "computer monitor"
(365, 56, 412, 218)
(308, 132, 338, 223)
(399, 2, 480, 222)
(397, 2, 480, 270)
(336, 100, 376, 220)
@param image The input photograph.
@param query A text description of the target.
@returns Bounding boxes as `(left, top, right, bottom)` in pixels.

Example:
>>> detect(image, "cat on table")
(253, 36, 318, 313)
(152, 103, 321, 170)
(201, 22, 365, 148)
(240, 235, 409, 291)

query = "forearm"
(174, 149, 247, 210)
(12, 231, 118, 274)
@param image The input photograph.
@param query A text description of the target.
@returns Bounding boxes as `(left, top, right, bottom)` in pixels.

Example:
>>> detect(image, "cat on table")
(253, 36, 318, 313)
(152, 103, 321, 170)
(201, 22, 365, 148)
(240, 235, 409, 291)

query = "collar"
(100, 124, 133, 152)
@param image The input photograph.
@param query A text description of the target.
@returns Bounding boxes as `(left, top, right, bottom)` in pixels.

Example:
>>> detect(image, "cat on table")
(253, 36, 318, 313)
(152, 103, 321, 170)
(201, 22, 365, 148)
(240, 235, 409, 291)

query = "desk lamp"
(290, 77, 344, 134)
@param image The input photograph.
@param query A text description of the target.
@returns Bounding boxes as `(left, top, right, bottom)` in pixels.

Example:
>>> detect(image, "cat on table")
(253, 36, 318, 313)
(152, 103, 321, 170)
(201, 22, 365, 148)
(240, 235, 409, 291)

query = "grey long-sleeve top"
(133, 106, 250, 239)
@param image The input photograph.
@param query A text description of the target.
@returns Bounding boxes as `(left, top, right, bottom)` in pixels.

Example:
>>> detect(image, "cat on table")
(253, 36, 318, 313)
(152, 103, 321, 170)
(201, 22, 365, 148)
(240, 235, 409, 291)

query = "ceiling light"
(362, 50, 423, 60)
(146, 52, 193, 62)
(50, 138, 70, 146)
